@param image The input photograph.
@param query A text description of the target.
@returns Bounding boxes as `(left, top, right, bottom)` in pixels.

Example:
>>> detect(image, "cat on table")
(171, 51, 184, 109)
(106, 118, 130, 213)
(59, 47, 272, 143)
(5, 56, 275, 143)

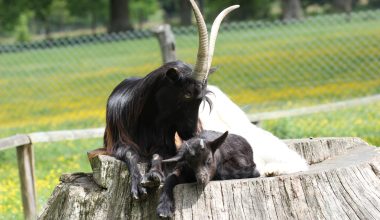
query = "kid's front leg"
(157, 168, 182, 218)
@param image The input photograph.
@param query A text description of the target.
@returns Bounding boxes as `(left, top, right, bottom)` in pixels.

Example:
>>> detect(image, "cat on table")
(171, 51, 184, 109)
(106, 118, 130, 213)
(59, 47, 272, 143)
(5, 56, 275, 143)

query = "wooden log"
(17, 144, 37, 220)
(38, 138, 380, 220)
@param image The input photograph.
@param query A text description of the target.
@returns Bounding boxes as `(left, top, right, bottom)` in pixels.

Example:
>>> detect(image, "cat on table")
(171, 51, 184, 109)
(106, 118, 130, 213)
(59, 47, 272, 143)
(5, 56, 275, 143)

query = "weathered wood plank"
(38, 138, 380, 220)
(0, 134, 30, 151)
(17, 144, 37, 220)
(28, 128, 104, 143)
(1, 128, 104, 151)
(248, 94, 380, 122)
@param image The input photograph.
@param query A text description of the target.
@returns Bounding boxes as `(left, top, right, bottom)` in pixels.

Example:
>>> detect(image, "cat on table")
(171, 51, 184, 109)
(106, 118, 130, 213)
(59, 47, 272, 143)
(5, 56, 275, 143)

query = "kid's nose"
(253, 168, 260, 178)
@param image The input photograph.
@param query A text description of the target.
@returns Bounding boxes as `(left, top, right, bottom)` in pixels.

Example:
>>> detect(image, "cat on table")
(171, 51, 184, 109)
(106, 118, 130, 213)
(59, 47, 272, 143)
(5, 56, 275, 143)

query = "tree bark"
(179, 1, 192, 26)
(38, 138, 380, 219)
(333, 0, 353, 21)
(91, 12, 97, 35)
(281, 0, 304, 21)
(108, 0, 133, 33)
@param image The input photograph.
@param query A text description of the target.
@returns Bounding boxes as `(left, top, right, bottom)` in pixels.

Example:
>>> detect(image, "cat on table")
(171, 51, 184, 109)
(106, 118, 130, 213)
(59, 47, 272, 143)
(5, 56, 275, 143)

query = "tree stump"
(38, 138, 380, 220)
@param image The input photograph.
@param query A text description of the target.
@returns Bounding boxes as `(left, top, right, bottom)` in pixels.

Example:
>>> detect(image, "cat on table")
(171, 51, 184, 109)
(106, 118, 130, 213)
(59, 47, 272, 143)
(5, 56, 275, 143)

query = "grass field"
(0, 11, 380, 219)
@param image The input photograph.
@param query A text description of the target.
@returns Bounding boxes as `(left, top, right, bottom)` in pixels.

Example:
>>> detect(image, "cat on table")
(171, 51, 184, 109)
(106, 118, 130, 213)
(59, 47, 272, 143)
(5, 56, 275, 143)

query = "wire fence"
(0, 10, 379, 145)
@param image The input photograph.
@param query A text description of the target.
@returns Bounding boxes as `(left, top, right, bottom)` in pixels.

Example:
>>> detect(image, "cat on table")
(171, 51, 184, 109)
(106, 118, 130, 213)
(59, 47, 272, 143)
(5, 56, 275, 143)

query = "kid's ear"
(174, 132, 183, 151)
(210, 131, 228, 154)
(166, 68, 181, 82)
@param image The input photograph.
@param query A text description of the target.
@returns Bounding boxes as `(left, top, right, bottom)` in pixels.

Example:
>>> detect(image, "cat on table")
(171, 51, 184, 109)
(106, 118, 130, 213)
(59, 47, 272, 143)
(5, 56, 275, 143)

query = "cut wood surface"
(38, 137, 380, 220)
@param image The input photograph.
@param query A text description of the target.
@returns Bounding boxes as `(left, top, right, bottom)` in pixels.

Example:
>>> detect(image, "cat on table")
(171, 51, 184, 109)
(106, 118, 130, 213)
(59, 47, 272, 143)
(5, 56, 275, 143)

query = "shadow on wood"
(38, 138, 380, 220)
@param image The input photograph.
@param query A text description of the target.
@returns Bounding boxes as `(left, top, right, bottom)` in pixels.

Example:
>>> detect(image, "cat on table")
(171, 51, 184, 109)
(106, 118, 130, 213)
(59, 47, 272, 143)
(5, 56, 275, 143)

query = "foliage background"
(0, 1, 379, 219)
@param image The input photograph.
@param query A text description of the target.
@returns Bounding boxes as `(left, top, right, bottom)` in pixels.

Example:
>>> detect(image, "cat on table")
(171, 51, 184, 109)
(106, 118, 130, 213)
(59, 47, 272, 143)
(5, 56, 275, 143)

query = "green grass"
(0, 139, 101, 219)
(0, 11, 380, 219)
(263, 102, 380, 145)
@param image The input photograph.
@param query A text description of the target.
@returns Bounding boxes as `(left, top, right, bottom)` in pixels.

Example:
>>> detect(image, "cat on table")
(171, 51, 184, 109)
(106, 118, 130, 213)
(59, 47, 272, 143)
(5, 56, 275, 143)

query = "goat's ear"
(166, 68, 181, 82)
(208, 67, 218, 75)
(210, 131, 228, 154)
(174, 132, 183, 151)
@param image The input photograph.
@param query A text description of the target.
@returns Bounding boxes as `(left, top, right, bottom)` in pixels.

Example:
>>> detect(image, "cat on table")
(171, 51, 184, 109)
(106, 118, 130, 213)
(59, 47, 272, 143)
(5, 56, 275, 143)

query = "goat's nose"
(197, 179, 208, 188)
(196, 174, 209, 186)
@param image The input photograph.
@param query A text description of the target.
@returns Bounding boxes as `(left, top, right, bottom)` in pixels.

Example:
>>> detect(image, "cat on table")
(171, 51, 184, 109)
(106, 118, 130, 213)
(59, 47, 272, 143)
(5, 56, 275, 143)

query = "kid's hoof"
(157, 209, 173, 219)
(157, 202, 174, 218)
(159, 213, 171, 219)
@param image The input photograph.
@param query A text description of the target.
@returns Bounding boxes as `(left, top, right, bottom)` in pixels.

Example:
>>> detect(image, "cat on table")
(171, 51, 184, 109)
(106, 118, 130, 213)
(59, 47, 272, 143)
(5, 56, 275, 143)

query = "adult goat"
(104, 0, 239, 200)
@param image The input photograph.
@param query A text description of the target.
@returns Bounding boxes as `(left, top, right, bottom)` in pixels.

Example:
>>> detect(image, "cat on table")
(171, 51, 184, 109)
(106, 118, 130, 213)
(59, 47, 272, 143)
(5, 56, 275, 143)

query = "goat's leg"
(141, 154, 165, 188)
(114, 141, 147, 200)
(156, 168, 182, 218)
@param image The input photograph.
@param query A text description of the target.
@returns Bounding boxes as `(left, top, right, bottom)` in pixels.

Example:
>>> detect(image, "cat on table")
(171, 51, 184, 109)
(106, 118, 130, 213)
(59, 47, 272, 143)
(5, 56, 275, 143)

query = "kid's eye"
(184, 92, 192, 99)
(206, 158, 212, 165)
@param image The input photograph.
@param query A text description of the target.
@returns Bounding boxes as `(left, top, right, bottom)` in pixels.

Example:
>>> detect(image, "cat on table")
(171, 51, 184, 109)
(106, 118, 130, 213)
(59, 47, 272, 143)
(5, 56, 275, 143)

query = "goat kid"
(156, 130, 260, 218)
(103, 0, 239, 200)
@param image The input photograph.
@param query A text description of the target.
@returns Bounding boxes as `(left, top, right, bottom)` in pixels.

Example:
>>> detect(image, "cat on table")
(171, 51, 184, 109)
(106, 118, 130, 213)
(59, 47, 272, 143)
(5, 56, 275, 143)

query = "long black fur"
(104, 60, 211, 199)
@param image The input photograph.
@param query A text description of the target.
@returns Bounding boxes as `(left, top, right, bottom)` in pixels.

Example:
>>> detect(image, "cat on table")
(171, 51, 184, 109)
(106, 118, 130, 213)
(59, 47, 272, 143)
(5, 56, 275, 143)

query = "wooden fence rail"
(248, 94, 380, 122)
(0, 128, 104, 220)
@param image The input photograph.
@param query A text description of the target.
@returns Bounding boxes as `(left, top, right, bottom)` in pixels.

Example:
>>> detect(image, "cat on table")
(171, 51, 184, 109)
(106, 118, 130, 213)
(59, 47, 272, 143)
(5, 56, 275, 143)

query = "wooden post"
(152, 24, 176, 63)
(17, 143, 36, 220)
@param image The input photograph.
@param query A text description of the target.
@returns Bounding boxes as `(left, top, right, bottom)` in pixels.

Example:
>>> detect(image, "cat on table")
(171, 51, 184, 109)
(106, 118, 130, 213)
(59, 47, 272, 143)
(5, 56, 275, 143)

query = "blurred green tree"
(109, 0, 133, 32)
(158, 0, 195, 26)
(281, 0, 304, 20)
(66, 0, 108, 34)
(206, 0, 274, 21)
(0, 0, 28, 32)
(130, 0, 159, 29)
(28, 0, 54, 38)
(15, 13, 31, 42)
(368, 0, 380, 8)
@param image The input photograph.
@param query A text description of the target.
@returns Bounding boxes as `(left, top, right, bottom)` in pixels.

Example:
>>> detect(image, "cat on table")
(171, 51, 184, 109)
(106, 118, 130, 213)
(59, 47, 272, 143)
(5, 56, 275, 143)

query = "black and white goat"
(199, 86, 309, 176)
(103, 0, 239, 200)
(156, 130, 260, 217)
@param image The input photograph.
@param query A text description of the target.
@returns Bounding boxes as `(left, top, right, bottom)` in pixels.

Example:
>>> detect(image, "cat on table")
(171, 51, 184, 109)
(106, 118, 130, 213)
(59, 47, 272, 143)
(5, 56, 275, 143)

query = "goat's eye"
(184, 91, 192, 99)
(206, 158, 212, 166)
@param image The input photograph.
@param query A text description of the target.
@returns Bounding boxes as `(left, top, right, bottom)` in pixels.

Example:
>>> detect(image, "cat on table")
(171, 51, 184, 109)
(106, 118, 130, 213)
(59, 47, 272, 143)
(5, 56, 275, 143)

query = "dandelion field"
(0, 11, 380, 219)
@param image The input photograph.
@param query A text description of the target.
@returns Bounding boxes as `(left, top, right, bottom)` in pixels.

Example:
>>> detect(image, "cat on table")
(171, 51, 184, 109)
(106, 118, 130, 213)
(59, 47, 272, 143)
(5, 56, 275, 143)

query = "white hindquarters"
(199, 85, 309, 176)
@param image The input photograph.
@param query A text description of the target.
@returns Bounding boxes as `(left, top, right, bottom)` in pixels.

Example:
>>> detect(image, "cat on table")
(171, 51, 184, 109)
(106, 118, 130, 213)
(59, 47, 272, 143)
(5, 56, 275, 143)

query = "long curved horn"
(206, 5, 240, 77)
(162, 154, 183, 163)
(188, 0, 209, 83)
